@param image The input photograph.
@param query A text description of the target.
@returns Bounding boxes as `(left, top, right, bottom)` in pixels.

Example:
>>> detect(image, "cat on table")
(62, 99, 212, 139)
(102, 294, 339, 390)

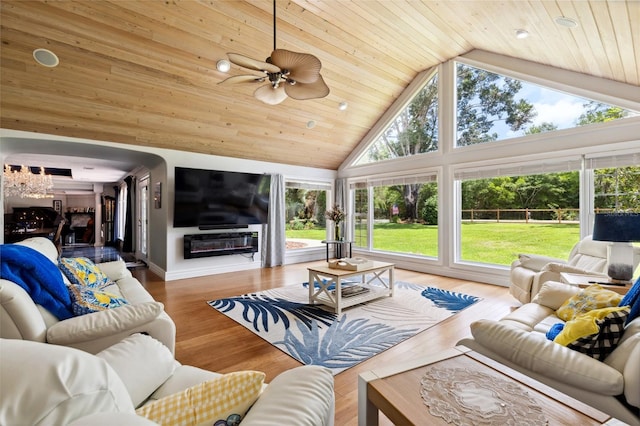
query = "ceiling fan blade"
(269, 49, 322, 84)
(284, 74, 330, 100)
(227, 53, 281, 73)
(218, 75, 266, 85)
(254, 84, 288, 105)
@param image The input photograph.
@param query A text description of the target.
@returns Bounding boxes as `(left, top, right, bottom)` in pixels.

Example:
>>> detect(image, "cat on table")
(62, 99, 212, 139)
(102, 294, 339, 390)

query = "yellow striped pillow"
(136, 371, 265, 426)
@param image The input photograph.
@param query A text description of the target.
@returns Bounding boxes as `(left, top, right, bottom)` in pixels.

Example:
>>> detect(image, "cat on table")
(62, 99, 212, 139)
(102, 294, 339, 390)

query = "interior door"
(136, 175, 149, 263)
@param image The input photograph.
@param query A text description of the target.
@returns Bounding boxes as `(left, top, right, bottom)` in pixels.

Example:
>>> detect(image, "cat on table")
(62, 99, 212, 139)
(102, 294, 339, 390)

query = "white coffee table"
(307, 261, 394, 314)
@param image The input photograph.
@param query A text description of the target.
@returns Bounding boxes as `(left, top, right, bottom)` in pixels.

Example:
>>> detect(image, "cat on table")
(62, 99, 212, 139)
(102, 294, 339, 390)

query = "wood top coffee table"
(307, 261, 394, 315)
(560, 272, 632, 295)
(358, 345, 620, 426)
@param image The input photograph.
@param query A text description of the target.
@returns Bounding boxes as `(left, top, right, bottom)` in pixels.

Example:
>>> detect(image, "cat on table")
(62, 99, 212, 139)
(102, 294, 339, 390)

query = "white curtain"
(335, 177, 348, 240)
(262, 174, 285, 267)
(336, 178, 347, 208)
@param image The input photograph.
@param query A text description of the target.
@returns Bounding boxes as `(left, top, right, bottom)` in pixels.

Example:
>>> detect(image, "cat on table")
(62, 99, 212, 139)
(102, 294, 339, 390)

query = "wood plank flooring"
(133, 260, 519, 426)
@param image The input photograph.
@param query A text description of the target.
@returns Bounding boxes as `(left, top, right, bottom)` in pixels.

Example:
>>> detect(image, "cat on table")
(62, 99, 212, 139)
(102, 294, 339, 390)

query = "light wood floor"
(133, 260, 519, 426)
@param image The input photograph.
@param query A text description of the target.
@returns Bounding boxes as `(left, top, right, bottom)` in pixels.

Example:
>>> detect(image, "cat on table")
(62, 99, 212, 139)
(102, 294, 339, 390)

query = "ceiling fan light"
(219, 0, 329, 104)
(254, 84, 288, 105)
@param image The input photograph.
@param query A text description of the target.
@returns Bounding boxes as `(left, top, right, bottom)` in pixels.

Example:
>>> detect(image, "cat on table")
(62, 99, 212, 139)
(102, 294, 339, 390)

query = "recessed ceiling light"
(33, 48, 59, 67)
(216, 59, 231, 73)
(515, 29, 529, 39)
(338, 101, 348, 111)
(555, 16, 578, 28)
(306, 120, 316, 129)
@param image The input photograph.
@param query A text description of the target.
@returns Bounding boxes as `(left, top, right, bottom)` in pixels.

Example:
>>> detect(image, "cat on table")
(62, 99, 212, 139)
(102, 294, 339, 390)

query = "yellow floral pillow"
(59, 257, 111, 289)
(555, 284, 622, 321)
(136, 371, 265, 426)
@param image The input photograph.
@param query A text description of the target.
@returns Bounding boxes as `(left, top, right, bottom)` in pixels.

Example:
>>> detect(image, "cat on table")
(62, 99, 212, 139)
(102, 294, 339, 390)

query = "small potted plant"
(325, 204, 345, 241)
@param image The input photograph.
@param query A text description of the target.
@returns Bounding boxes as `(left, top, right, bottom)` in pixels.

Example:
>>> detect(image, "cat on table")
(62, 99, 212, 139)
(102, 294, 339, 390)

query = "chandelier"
(3, 164, 54, 199)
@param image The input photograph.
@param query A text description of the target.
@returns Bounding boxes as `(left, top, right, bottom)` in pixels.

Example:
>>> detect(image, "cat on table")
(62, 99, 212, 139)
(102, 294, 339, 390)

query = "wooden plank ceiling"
(1, 1, 638, 170)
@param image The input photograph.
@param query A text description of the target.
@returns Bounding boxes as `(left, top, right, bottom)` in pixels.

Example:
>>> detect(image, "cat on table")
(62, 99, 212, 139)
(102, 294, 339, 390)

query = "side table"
(560, 272, 632, 295)
(321, 239, 353, 261)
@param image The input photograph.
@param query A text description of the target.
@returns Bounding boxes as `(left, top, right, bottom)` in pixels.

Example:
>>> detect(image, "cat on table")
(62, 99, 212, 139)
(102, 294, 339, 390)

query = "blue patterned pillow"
(67, 283, 129, 316)
(59, 257, 111, 289)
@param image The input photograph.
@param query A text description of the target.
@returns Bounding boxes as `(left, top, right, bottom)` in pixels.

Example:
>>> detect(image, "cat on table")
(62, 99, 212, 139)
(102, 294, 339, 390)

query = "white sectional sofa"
(0, 237, 336, 425)
(0, 237, 175, 354)
(459, 280, 640, 425)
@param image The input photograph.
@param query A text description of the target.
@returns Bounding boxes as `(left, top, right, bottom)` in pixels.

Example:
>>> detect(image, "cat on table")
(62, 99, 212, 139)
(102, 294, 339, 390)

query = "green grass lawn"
(287, 222, 581, 266)
(287, 229, 327, 240)
(459, 222, 580, 265)
(371, 222, 439, 257)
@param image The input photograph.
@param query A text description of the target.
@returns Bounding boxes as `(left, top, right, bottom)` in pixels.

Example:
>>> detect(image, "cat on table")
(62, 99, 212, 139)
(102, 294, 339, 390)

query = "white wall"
(161, 149, 335, 280)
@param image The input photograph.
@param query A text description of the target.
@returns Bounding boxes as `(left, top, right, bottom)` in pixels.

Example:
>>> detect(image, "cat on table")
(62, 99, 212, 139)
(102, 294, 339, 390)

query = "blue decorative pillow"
(619, 276, 640, 325)
(67, 284, 129, 316)
(59, 257, 112, 289)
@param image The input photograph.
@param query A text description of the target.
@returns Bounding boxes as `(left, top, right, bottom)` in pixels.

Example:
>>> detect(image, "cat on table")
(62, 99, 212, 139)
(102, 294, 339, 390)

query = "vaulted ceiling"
(1, 1, 638, 171)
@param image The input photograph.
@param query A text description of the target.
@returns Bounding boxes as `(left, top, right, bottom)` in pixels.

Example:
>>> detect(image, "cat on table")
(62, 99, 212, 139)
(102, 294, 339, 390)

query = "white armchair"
(509, 235, 640, 304)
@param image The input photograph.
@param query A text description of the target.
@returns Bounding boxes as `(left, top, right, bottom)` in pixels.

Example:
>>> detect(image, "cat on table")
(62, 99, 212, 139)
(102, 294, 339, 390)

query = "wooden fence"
(461, 208, 620, 223)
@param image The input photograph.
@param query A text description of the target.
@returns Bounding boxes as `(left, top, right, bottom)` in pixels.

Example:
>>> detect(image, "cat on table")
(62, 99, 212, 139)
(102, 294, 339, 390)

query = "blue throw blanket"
(0, 244, 73, 320)
(619, 276, 640, 325)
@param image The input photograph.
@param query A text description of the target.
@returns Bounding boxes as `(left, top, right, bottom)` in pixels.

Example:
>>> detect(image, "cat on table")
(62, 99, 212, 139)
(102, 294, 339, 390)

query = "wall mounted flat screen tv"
(173, 167, 270, 228)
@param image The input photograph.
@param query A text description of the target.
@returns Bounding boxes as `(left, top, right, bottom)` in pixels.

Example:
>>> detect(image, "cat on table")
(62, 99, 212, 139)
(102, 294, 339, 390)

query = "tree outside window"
(348, 61, 637, 264)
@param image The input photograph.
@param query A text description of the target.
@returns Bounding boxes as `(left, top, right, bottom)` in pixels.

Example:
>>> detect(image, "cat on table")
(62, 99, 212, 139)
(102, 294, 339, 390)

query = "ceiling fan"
(218, 0, 330, 105)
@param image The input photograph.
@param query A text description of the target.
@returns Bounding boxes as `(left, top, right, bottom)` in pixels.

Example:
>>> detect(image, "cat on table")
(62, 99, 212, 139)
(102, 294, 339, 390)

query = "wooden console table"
(358, 346, 619, 426)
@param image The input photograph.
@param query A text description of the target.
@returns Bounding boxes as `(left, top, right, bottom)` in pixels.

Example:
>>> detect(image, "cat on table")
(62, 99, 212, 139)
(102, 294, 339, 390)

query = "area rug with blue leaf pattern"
(207, 281, 481, 375)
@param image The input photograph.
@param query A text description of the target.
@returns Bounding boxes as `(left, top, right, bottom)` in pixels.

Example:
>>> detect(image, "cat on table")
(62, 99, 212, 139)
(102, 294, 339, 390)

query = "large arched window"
(341, 52, 639, 283)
